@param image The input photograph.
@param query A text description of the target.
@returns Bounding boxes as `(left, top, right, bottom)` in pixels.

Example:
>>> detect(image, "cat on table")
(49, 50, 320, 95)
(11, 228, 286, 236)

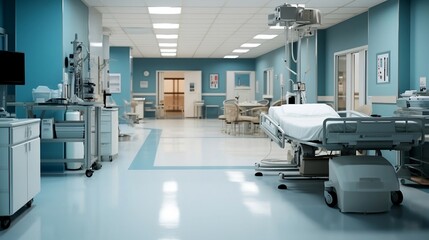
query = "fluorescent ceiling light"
(241, 43, 260, 48)
(233, 49, 249, 53)
(90, 42, 103, 47)
(153, 23, 180, 29)
(270, 25, 286, 30)
(159, 43, 177, 47)
(224, 55, 239, 59)
(254, 34, 278, 40)
(148, 7, 181, 14)
(161, 52, 177, 57)
(156, 34, 178, 39)
(160, 49, 177, 53)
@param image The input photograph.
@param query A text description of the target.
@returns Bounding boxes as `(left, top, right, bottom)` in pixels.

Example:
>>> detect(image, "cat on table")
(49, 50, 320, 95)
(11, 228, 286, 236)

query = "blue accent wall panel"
(255, 46, 293, 102)
(133, 58, 255, 94)
(410, 0, 429, 91)
(368, 0, 399, 98)
(110, 47, 131, 119)
(132, 58, 254, 117)
(15, 0, 63, 106)
(398, 0, 410, 94)
(324, 12, 368, 97)
(63, 0, 89, 64)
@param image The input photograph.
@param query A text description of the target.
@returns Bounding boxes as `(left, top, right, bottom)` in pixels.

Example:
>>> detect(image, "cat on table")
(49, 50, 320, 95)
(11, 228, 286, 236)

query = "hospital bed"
(258, 103, 424, 213)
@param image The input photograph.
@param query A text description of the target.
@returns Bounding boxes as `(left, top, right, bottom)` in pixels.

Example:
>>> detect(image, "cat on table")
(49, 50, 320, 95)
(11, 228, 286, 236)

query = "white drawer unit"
(0, 119, 41, 229)
(100, 108, 118, 161)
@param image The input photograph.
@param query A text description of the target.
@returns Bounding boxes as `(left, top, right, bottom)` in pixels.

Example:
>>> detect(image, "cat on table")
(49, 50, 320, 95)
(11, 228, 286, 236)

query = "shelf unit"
(25, 104, 101, 177)
(396, 107, 429, 185)
(100, 107, 118, 161)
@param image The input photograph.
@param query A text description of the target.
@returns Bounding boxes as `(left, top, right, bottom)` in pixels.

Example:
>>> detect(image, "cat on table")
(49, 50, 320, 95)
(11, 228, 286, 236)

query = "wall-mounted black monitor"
(0, 50, 25, 85)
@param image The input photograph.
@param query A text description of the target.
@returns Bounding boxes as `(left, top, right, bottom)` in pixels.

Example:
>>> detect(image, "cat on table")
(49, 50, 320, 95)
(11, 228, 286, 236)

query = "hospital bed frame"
(257, 112, 425, 212)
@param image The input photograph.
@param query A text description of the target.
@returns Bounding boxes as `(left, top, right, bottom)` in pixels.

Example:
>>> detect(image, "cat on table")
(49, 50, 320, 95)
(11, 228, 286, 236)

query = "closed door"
(184, 71, 202, 118)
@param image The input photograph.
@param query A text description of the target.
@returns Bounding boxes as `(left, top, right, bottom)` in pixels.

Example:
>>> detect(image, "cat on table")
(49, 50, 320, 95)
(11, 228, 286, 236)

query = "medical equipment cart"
(24, 103, 101, 177)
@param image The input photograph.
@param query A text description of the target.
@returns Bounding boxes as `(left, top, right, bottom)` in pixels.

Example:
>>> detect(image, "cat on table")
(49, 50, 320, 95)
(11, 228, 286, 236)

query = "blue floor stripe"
(129, 128, 253, 170)
(128, 128, 162, 170)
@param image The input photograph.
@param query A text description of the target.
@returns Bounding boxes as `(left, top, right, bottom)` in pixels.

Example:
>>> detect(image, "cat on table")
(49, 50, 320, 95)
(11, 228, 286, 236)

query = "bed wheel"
(1, 217, 11, 229)
(391, 191, 403, 205)
(254, 172, 263, 177)
(278, 184, 288, 190)
(324, 190, 337, 208)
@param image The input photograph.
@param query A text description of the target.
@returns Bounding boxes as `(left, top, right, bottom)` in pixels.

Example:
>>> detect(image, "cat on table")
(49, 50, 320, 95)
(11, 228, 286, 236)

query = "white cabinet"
(100, 108, 118, 161)
(0, 119, 40, 229)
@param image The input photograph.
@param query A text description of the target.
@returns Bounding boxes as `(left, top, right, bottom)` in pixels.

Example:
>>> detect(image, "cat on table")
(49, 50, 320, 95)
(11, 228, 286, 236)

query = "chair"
(224, 102, 255, 135)
(220, 99, 237, 133)
(194, 100, 204, 119)
(156, 100, 165, 119)
(123, 100, 139, 125)
(246, 106, 269, 134)
(257, 99, 270, 106)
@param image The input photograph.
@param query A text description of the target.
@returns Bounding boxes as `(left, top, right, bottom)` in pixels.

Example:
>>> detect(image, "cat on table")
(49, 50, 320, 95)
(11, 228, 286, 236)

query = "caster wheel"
(26, 199, 33, 208)
(85, 170, 94, 178)
(92, 162, 102, 171)
(278, 184, 288, 190)
(255, 172, 263, 177)
(400, 178, 406, 185)
(324, 190, 337, 208)
(1, 217, 11, 229)
(391, 191, 403, 205)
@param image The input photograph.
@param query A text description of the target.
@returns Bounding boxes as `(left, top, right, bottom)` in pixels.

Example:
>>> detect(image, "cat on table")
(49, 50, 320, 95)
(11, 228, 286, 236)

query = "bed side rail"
(260, 113, 286, 148)
(322, 117, 425, 151)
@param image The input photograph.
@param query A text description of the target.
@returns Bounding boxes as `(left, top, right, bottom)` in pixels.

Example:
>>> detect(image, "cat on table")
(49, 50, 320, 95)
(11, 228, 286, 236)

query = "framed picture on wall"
(376, 51, 390, 84)
(210, 73, 219, 89)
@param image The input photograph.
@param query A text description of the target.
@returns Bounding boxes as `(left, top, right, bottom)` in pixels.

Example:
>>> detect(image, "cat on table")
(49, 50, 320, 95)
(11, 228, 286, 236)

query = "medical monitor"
(0, 50, 25, 85)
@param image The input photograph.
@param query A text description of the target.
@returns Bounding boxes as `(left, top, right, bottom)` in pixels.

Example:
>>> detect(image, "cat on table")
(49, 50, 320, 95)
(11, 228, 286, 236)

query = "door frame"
(333, 45, 368, 111)
(156, 70, 202, 118)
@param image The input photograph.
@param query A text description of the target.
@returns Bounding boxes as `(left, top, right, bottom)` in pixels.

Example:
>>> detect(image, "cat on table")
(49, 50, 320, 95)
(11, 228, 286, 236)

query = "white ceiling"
(82, 0, 386, 58)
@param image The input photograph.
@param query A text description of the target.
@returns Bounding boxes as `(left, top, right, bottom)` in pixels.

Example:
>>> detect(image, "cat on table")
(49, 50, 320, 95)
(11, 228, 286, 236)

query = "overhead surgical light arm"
(268, 3, 321, 104)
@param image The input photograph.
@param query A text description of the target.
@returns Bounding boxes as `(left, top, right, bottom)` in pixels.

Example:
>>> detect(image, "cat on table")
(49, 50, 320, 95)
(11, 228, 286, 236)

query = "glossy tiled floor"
(1, 119, 429, 240)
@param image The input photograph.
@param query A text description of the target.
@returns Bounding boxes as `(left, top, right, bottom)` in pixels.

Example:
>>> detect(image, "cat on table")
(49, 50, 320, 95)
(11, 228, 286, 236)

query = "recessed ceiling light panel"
(233, 49, 249, 53)
(161, 52, 177, 57)
(156, 34, 178, 39)
(148, 7, 181, 14)
(153, 23, 180, 29)
(160, 49, 177, 53)
(159, 43, 178, 47)
(253, 34, 278, 39)
(241, 43, 261, 48)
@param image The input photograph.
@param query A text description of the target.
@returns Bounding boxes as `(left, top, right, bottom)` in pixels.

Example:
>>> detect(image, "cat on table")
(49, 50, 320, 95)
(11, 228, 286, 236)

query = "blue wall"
(255, 47, 291, 102)
(15, 0, 64, 106)
(132, 58, 255, 117)
(15, 0, 90, 107)
(63, 0, 89, 65)
(410, 0, 429, 91)
(368, 0, 400, 116)
(322, 12, 368, 97)
(110, 47, 131, 119)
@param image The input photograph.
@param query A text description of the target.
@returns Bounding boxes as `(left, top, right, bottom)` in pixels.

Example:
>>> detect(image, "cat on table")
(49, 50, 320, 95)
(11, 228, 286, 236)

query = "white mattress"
(268, 104, 340, 141)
